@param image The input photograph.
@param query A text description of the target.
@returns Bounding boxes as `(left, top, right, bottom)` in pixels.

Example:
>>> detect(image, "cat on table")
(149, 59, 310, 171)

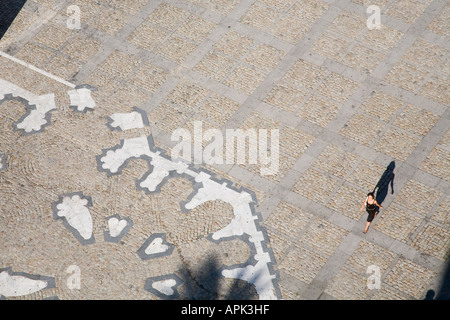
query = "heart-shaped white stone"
(145, 237, 169, 255)
(152, 279, 176, 296)
(108, 217, 128, 237)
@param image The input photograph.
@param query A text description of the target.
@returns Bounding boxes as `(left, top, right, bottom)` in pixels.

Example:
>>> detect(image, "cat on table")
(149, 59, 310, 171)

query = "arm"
(375, 200, 383, 209)
(361, 197, 367, 211)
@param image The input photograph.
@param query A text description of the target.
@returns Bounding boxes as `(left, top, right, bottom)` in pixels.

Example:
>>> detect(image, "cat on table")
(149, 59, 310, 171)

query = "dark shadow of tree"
(0, 0, 27, 40)
(177, 253, 259, 300)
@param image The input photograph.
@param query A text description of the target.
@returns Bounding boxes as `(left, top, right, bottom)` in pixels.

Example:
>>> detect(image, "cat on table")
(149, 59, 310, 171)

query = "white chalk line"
(0, 51, 76, 89)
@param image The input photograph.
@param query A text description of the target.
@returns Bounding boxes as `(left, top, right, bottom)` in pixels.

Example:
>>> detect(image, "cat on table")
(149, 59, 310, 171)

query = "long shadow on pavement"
(178, 253, 258, 300)
(425, 258, 450, 300)
(373, 161, 395, 209)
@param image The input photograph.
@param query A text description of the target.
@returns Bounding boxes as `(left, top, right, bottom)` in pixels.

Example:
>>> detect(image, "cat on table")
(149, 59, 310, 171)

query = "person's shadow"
(372, 161, 395, 211)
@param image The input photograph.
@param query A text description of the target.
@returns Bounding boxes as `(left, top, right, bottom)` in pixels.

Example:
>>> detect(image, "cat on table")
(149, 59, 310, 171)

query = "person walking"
(361, 192, 383, 233)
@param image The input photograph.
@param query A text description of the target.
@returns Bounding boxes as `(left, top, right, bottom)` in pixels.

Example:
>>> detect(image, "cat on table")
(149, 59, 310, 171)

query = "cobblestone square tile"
(412, 223, 450, 260)
(213, 31, 254, 60)
(402, 39, 448, 71)
(15, 42, 54, 68)
(346, 159, 390, 193)
(102, 83, 150, 110)
(308, 31, 351, 61)
(279, 126, 315, 159)
(263, 201, 314, 239)
(360, 91, 404, 123)
(374, 127, 421, 161)
(370, 286, 409, 300)
(155, 35, 198, 64)
(430, 196, 450, 227)
(34, 22, 73, 50)
(438, 128, 450, 149)
(384, 61, 429, 93)
(298, 218, 349, 256)
(62, 34, 103, 64)
(296, 94, 341, 127)
(241, 112, 281, 130)
(312, 144, 359, 179)
(346, 240, 396, 274)
(374, 204, 424, 243)
(146, 2, 190, 31)
(269, 14, 312, 44)
(97, 50, 140, 80)
(394, 179, 441, 216)
(259, 0, 296, 11)
(240, 2, 280, 32)
(247, 152, 296, 183)
(193, 51, 236, 82)
(149, 103, 194, 134)
(440, 56, 450, 77)
(166, 79, 210, 112)
(341, 44, 386, 73)
(339, 113, 385, 147)
(317, 72, 359, 103)
(384, 258, 436, 299)
(361, 25, 404, 52)
(324, 266, 370, 300)
(180, 116, 220, 153)
(281, 59, 327, 91)
(279, 244, 328, 284)
(89, 6, 130, 35)
(127, 22, 168, 51)
(240, 113, 285, 177)
(287, 0, 329, 23)
(176, 14, 217, 43)
(196, 92, 241, 126)
(328, 11, 367, 40)
(426, 2, 450, 37)
(244, 44, 286, 74)
(128, 62, 168, 94)
(327, 183, 366, 220)
(385, 0, 429, 24)
(264, 84, 309, 113)
(292, 168, 341, 204)
(84, 69, 122, 99)
(392, 104, 439, 136)
(419, 74, 450, 105)
(190, 0, 240, 16)
(109, 0, 148, 15)
(45, 54, 82, 80)
(223, 64, 266, 95)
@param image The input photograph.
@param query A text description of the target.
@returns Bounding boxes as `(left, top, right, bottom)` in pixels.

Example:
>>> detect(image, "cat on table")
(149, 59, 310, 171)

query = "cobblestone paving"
(0, 0, 449, 300)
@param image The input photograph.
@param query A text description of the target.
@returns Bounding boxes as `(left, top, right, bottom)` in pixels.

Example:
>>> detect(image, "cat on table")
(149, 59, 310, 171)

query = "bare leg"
(364, 221, 371, 233)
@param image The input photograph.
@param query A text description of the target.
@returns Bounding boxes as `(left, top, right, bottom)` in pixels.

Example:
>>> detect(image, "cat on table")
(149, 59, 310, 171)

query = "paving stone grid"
(0, 0, 449, 300)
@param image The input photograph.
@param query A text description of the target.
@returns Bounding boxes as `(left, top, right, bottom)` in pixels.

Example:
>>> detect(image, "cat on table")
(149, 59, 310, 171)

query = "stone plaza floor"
(0, 0, 449, 300)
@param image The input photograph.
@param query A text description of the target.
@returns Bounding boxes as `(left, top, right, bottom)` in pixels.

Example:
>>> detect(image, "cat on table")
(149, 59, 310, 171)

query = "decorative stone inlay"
(0, 268, 55, 298)
(97, 109, 281, 299)
(68, 85, 96, 113)
(137, 233, 174, 260)
(144, 274, 183, 300)
(52, 192, 95, 245)
(0, 78, 56, 134)
(104, 214, 133, 243)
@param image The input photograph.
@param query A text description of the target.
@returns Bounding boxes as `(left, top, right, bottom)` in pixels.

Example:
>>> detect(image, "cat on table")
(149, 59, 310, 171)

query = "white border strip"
(0, 51, 76, 89)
